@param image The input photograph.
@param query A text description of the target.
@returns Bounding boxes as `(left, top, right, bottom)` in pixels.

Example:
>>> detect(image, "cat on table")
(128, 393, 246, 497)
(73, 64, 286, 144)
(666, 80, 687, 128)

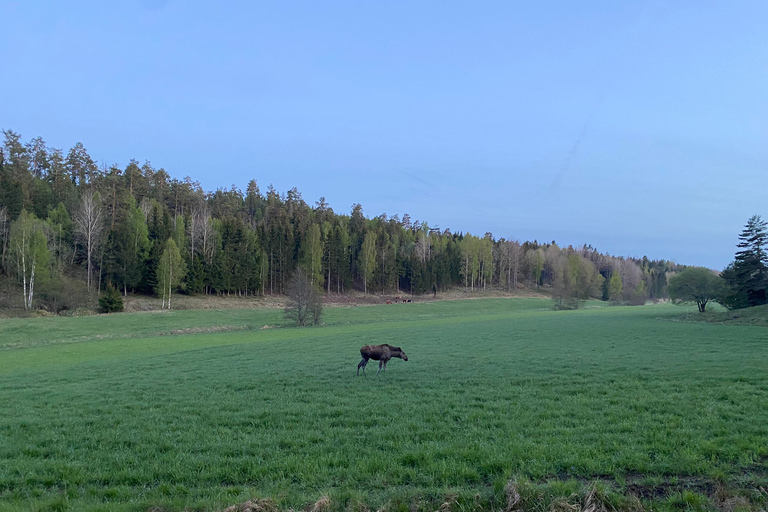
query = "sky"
(2, 1, 766, 269)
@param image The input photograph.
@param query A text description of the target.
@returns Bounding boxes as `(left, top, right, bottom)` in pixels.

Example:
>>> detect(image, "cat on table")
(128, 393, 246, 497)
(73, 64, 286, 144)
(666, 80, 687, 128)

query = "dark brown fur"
(357, 344, 408, 376)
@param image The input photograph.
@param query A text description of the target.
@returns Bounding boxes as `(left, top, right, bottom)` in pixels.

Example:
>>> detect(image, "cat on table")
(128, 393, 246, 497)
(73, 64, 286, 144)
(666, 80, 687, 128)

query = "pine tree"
(722, 215, 768, 308)
(99, 284, 124, 313)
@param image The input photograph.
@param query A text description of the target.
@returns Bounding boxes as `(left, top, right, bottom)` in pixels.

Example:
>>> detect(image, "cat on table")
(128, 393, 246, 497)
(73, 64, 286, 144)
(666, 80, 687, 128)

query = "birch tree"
(9, 210, 50, 310)
(527, 248, 545, 288)
(192, 206, 216, 263)
(74, 189, 104, 292)
(156, 238, 186, 309)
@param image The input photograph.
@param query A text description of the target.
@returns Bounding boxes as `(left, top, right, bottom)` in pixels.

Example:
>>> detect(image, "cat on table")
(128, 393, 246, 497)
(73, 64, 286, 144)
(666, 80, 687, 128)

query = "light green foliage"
(1, 300, 768, 511)
(8, 209, 50, 309)
(128, 201, 150, 256)
(527, 248, 545, 287)
(608, 272, 623, 302)
(173, 214, 187, 254)
(553, 253, 603, 309)
(155, 238, 186, 309)
(668, 266, 725, 312)
(459, 234, 481, 289)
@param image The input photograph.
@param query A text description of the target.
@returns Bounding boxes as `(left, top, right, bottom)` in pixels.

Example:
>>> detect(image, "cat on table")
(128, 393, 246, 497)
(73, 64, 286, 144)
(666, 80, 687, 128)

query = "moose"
(357, 344, 408, 376)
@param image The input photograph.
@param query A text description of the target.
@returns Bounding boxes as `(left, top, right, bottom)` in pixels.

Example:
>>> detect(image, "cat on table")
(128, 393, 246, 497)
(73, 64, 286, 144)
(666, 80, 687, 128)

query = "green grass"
(1, 299, 768, 511)
(674, 303, 768, 327)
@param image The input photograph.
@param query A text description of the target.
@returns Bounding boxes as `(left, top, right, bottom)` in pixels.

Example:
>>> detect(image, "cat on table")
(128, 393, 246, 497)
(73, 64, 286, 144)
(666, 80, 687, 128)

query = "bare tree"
(74, 189, 104, 293)
(139, 197, 153, 220)
(618, 258, 643, 301)
(506, 239, 523, 291)
(284, 268, 323, 326)
(190, 205, 216, 293)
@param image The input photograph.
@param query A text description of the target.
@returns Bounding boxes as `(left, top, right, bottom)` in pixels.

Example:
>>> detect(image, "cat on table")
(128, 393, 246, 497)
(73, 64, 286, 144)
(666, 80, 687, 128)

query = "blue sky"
(2, 1, 766, 269)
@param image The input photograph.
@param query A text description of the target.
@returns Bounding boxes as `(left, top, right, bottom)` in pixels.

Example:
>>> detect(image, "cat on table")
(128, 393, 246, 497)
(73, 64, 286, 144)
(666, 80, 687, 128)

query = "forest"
(0, 129, 680, 313)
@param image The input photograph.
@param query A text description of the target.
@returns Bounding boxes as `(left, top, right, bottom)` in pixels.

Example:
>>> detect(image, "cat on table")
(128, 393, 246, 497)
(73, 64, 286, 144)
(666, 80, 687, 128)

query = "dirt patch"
(221, 498, 278, 512)
(309, 496, 331, 512)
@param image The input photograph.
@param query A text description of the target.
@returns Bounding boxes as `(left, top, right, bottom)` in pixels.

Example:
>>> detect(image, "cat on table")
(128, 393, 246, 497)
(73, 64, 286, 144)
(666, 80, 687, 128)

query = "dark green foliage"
(98, 284, 124, 313)
(721, 215, 768, 309)
(719, 263, 749, 310)
(186, 253, 207, 294)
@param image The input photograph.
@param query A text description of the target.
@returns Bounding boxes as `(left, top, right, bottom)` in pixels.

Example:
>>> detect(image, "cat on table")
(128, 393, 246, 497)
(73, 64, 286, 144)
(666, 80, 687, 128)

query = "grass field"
(1, 298, 768, 512)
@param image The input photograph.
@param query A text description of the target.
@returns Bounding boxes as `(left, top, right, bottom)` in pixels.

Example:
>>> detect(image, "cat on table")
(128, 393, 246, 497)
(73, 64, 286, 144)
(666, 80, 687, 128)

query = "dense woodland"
(0, 130, 681, 312)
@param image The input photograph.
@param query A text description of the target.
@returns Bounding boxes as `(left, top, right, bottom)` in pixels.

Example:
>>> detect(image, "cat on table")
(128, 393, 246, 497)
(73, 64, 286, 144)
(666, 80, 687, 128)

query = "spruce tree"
(723, 215, 768, 308)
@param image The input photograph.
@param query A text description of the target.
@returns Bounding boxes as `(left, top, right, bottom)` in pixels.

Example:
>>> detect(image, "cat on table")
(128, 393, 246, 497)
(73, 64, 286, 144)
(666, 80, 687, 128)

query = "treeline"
(0, 129, 680, 311)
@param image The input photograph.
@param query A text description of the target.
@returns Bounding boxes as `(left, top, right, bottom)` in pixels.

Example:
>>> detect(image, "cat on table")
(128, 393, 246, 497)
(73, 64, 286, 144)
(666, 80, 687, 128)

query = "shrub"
(38, 275, 92, 314)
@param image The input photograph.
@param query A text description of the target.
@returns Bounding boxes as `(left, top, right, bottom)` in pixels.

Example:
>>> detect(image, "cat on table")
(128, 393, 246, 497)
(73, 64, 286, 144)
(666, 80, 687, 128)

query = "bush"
(38, 275, 92, 314)
(99, 285, 124, 313)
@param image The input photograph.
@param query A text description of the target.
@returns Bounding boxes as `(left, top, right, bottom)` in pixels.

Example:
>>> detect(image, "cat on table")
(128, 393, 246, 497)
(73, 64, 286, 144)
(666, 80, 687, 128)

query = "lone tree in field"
(668, 267, 725, 313)
(285, 268, 323, 326)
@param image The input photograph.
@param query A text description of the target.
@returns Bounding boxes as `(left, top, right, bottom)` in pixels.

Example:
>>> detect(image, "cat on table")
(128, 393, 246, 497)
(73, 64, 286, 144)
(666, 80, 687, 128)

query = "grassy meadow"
(1, 298, 768, 511)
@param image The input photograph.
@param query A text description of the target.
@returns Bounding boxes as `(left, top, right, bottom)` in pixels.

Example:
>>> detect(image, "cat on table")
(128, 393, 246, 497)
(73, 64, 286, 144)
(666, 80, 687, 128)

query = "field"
(1, 298, 768, 512)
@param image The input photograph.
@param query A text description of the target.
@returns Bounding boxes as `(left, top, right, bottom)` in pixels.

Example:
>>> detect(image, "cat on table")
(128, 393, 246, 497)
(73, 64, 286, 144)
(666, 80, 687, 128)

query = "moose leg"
(357, 357, 369, 376)
(376, 360, 383, 376)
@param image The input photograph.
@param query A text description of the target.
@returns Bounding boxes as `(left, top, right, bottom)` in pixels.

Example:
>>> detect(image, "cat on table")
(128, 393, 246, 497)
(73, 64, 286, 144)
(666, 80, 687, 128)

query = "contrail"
(546, 104, 601, 196)
(542, 1, 650, 200)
